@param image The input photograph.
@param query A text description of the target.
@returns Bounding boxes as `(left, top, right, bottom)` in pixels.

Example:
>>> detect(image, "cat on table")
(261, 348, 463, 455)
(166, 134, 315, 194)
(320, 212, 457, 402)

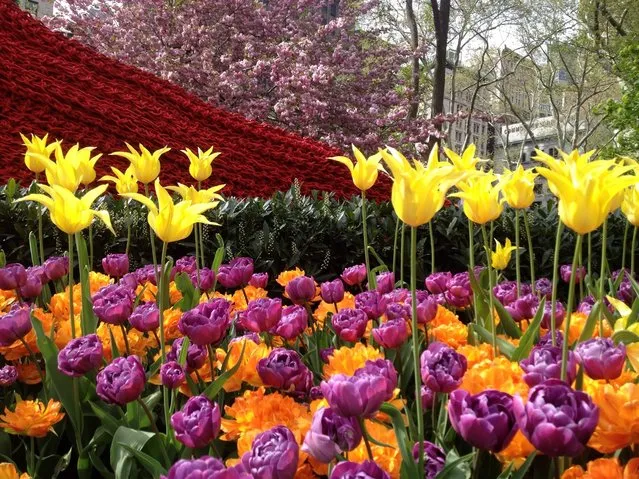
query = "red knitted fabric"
(0, 1, 390, 199)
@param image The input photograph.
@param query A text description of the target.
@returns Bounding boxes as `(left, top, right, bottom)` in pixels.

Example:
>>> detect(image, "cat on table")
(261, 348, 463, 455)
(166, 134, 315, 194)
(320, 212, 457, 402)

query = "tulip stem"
(194, 221, 201, 287)
(523, 212, 536, 294)
(587, 233, 592, 279)
(68, 233, 76, 339)
(19, 338, 46, 399)
(361, 192, 372, 290)
(429, 222, 436, 274)
(632, 226, 637, 278)
(481, 225, 497, 356)
(550, 223, 564, 347)
(622, 220, 629, 272)
(400, 223, 406, 286)
(392, 215, 400, 277)
(120, 324, 131, 356)
(199, 224, 206, 270)
(599, 220, 608, 335)
(357, 417, 375, 461)
(137, 398, 171, 467)
(88, 224, 94, 270)
(144, 184, 160, 286)
(35, 173, 45, 265)
(515, 209, 521, 297)
(410, 227, 425, 478)
(125, 219, 131, 257)
(468, 220, 478, 322)
(159, 241, 171, 439)
(561, 234, 583, 381)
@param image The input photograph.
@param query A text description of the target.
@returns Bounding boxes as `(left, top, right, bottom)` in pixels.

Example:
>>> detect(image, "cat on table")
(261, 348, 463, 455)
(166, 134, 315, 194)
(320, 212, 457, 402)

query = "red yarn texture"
(0, 1, 390, 199)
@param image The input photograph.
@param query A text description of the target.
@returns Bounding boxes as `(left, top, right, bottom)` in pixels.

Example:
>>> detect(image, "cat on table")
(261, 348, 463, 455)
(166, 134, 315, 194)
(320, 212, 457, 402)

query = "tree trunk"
(430, 0, 451, 119)
(406, 0, 420, 119)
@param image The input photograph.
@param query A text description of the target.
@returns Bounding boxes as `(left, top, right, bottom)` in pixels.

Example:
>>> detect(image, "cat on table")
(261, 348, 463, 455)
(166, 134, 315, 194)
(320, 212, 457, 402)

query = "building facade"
(14, 0, 53, 18)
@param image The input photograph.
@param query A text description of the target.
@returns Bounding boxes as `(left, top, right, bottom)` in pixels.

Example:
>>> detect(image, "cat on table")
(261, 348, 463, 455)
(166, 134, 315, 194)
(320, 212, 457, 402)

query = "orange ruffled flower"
(15, 362, 42, 385)
(0, 309, 54, 361)
(276, 268, 306, 287)
(216, 337, 271, 392)
(347, 420, 401, 479)
(323, 342, 383, 377)
(456, 343, 494, 369)
(426, 305, 468, 349)
(97, 323, 157, 362)
(0, 399, 64, 437)
(136, 282, 183, 305)
(48, 272, 109, 321)
(566, 312, 612, 344)
(0, 290, 17, 313)
(562, 458, 639, 479)
(231, 286, 268, 311)
(0, 463, 30, 479)
(163, 307, 183, 341)
(313, 292, 356, 327)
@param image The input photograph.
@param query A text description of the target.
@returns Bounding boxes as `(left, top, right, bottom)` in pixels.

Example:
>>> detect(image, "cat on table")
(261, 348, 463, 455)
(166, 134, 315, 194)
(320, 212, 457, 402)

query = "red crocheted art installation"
(0, 0, 390, 199)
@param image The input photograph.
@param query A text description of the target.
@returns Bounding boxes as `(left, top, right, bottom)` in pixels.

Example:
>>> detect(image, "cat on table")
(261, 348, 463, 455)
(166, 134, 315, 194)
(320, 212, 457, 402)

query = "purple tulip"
(444, 272, 473, 309)
(421, 386, 435, 409)
(425, 272, 452, 295)
(96, 355, 146, 405)
(520, 345, 576, 387)
(42, 256, 68, 282)
(493, 281, 531, 306)
(448, 389, 517, 452)
(357, 359, 397, 398)
(171, 395, 221, 448)
(375, 271, 395, 295)
(560, 264, 586, 284)
(514, 379, 599, 457)
(178, 298, 232, 345)
(617, 280, 635, 305)
(241, 426, 299, 479)
(92, 284, 135, 326)
(535, 278, 552, 299)
(534, 300, 565, 329)
(302, 407, 362, 463)
(0, 263, 27, 291)
(538, 331, 564, 348)
(285, 275, 316, 305)
(249, 273, 269, 289)
(341, 264, 367, 286)
(331, 308, 368, 342)
(257, 348, 313, 397)
(321, 372, 389, 418)
(321, 279, 345, 304)
(174, 256, 197, 276)
(413, 441, 446, 479)
(160, 361, 186, 389)
(217, 257, 254, 289)
(167, 337, 208, 372)
(242, 298, 282, 333)
(416, 295, 438, 324)
(270, 305, 307, 340)
(320, 347, 335, 363)
(129, 302, 160, 332)
(58, 334, 103, 377)
(575, 338, 626, 380)
(385, 302, 411, 321)
(18, 269, 42, 298)
(355, 291, 388, 320)
(119, 273, 139, 290)
(0, 365, 18, 387)
(190, 268, 215, 291)
(330, 461, 390, 479)
(372, 319, 408, 349)
(383, 288, 409, 304)
(0, 306, 32, 346)
(420, 342, 467, 393)
(102, 253, 129, 278)
(134, 264, 162, 285)
(161, 456, 251, 479)
(505, 294, 539, 322)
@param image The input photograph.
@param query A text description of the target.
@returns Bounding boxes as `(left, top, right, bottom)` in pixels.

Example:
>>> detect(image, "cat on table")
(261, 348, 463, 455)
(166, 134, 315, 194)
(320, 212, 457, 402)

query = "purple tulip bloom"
(270, 305, 307, 340)
(420, 342, 467, 393)
(217, 257, 254, 289)
(249, 273, 269, 289)
(134, 264, 162, 285)
(375, 271, 395, 295)
(385, 302, 411, 321)
(0, 306, 32, 346)
(190, 268, 215, 291)
(535, 278, 552, 299)
(241, 426, 299, 479)
(355, 291, 388, 320)
(18, 269, 42, 299)
(42, 256, 68, 282)
(321, 372, 389, 418)
(416, 295, 438, 324)
(575, 338, 626, 380)
(161, 457, 238, 479)
(520, 345, 577, 387)
(505, 294, 539, 322)
(178, 298, 232, 345)
(330, 461, 390, 479)
(421, 386, 435, 409)
(285, 275, 316, 305)
(301, 407, 362, 463)
(357, 359, 397, 398)
(320, 347, 335, 363)
(412, 441, 446, 479)
(514, 379, 599, 457)
(341, 264, 367, 286)
(257, 348, 313, 397)
(332, 308, 368, 342)
(560, 264, 586, 284)
(445, 272, 473, 309)
(493, 281, 531, 306)
(58, 334, 103, 377)
(129, 302, 160, 332)
(96, 355, 146, 405)
(102, 253, 129, 278)
(174, 256, 197, 276)
(0, 365, 18, 387)
(161, 361, 186, 389)
(535, 300, 566, 329)
(321, 279, 345, 304)
(0, 263, 27, 291)
(242, 298, 282, 333)
(383, 288, 409, 304)
(425, 272, 452, 295)
(372, 319, 408, 349)
(171, 395, 221, 448)
(538, 331, 564, 348)
(617, 280, 635, 305)
(92, 284, 135, 326)
(167, 337, 208, 372)
(448, 389, 517, 452)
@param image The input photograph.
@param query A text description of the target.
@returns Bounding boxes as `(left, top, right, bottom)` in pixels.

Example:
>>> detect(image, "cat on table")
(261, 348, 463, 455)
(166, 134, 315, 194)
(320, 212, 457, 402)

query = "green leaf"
(492, 292, 522, 339)
(108, 326, 121, 359)
(120, 444, 167, 478)
(367, 245, 387, 270)
(110, 426, 155, 479)
(202, 340, 246, 400)
(52, 448, 73, 479)
(29, 231, 40, 266)
(496, 464, 514, 479)
(511, 451, 537, 479)
(89, 402, 121, 436)
(626, 297, 639, 328)
(379, 403, 418, 478)
(178, 337, 191, 367)
(467, 268, 490, 325)
(211, 234, 225, 271)
(436, 451, 474, 479)
(613, 329, 639, 344)
(511, 297, 546, 361)
(75, 234, 98, 334)
(577, 302, 602, 344)
(472, 324, 515, 359)
(174, 272, 200, 311)
(0, 250, 6, 268)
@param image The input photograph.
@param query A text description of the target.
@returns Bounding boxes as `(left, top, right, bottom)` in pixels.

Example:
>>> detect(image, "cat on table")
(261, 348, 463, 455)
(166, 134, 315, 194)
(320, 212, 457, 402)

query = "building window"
(25, 0, 38, 14)
(547, 147, 559, 158)
(455, 132, 462, 143)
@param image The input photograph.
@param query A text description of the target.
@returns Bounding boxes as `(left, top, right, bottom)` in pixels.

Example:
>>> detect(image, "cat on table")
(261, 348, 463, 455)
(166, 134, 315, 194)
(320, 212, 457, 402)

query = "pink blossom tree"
(49, 0, 445, 152)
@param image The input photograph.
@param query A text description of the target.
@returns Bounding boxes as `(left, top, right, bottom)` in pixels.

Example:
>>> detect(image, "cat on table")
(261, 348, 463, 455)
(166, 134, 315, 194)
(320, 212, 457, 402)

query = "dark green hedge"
(0, 180, 630, 282)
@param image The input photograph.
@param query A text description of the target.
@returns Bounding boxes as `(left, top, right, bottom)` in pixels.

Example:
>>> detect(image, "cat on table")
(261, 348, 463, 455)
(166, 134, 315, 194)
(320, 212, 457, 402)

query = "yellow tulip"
(100, 166, 139, 195)
(20, 133, 59, 174)
(380, 144, 467, 227)
(183, 147, 221, 183)
(450, 172, 504, 225)
(443, 144, 483, 172)
(330, 145, 384, 192)
(40, 144, 88, 193)
(533, 149, 611, 197)
(15, 184, 114, 235)
(122, 179, 220, 243)
(112, 144, 170, 185)
(166, 183, 225, 204)
(491, 238, 518, 270)
(622, 184, 639, 227)
(70, 145, 102, 186)
(500, 165, 538, 209)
